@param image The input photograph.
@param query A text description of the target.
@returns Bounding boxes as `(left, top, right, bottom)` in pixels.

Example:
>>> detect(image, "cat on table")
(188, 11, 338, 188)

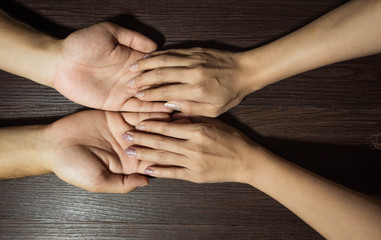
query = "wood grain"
(0, 0, 380, 239)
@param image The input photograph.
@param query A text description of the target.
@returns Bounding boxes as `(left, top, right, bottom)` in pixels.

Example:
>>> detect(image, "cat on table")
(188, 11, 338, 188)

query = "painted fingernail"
(143, 54, 151, 58)
(164, 102, 180, 111)
(138, 182, 149, 188)
(136, 125, 145, 131)
(127, 78, 135, 87)
(122, 133, 133, 142)
(145, 168, 154, 175)
(136, 91, 145, 97)
(124, 147, 136, 158)
(129, 62, 138, 71)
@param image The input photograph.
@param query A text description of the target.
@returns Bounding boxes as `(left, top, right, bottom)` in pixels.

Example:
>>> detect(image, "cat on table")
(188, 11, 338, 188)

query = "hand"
(44, 110, 170, 193)
(121, 116, 259, 183)
(128, 48, 257, 117)
(51, 22, 169, 112)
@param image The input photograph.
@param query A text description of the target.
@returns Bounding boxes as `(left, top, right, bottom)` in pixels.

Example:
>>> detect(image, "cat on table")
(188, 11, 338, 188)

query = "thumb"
(96, 173, 149, 194)
(108, 23, 157, 53)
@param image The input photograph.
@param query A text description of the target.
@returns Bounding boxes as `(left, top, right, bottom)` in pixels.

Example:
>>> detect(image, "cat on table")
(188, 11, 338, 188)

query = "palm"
(52, 23, 167, 112)
(47, 110, 166, 193)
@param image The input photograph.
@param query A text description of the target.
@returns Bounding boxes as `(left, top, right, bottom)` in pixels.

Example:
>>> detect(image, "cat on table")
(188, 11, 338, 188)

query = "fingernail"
(136, 91, 145, 97)
(124, 147, 136, 158)
(145, 168, 154, 175)
(129, 62, 138, 71)
(136, 125, 145, 131)
(127, 78, 135, 87)
(164, 102, 180, 111)
(143, 54, 151, 58)
(138, 182, 149, 188)
(122, 133, 133, 142)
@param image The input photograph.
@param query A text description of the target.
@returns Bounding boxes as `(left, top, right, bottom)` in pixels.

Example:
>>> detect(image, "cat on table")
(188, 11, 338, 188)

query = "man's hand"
(52, 22, 169, 112)
(45, 110, 170, 193)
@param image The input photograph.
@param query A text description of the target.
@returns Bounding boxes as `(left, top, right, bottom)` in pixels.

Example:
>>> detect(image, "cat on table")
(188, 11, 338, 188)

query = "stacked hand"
(45, 110, 170, 193)
(129, 48, 259, 117)
(51, 22, 170, 112)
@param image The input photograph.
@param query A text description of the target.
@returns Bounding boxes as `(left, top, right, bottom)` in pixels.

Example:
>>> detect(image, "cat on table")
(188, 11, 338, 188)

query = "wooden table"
(0, 0, 380, 239)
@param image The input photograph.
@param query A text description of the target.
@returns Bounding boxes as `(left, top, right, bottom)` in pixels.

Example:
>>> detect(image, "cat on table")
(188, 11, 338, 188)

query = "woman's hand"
(128, 48, 259, 117)
(122, 116, 259, 183)
(52, 22, 169, 112)
(45, 110, 170, 193)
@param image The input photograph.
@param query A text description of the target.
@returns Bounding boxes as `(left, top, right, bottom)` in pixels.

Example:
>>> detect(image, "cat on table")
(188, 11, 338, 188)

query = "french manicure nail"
(164, 102, 180, 111)
(124, 147, 136, 158)
(136, 125, 145, 131)
(143, 54, 151, 58)
(136, 91, 145, 97)
(127, 78, 135, 86)
(145, 168, 154, 175)
(129, 62, 138, 71)
(122, 133, 133, 142)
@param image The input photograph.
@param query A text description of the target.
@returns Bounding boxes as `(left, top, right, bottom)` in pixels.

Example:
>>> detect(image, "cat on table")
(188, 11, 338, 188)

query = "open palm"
(46, 110, 170, 193)
(52, 22, 168, 112)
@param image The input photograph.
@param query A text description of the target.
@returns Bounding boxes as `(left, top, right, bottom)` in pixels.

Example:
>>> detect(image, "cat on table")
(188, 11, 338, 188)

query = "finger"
(144, 166, 189, 180)
(136, 84, 203, 102)
(129, 54, 200, 72)
(124, 146, 187, 166)
(163, 100, 220, 117)
(120, 98, 172, 113)
(151, 48, 201, 56)
(123, 131, 185, 152)
(172, 112, 191, 121)
(134, 121, 195, 139)
(172, 119, 192, 124)
(105, 22, 157, 53)
(91, 173, 149, 193)
(129, 68, 195, 89)
(121, 112, 171, 126)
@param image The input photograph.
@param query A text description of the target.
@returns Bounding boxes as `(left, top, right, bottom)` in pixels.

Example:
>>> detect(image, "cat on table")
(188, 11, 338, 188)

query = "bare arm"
(124, 118, 381, 239)
(0, 111, 173, 192)
(0, 9, 57, 86)
(0, 125, 50, 179)
(130, 0, 381, 116)
(0, 10, 167, 112)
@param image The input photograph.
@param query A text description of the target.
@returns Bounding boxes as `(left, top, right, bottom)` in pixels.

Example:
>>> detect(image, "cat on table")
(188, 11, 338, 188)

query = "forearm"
(242, 0, 381, 91)
(0, 10, 59, 87)
(243, 146, 381, 240)
(0, 125, 51, 179)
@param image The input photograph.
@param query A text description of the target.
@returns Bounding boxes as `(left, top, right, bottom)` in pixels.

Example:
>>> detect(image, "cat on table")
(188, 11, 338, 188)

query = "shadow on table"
(0, 1, 165, 47)
(220, 113, 381, 196)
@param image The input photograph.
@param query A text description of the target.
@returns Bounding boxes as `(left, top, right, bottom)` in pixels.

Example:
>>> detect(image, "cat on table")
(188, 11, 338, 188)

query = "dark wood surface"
(1, 0, 380, 239)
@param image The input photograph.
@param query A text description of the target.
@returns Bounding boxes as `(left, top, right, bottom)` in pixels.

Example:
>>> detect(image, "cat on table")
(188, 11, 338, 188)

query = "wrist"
(0, 125, 52, 179)
(28, 35, 62, 88)
(237, 47, 280, 93)
(236, 143, 280, 187)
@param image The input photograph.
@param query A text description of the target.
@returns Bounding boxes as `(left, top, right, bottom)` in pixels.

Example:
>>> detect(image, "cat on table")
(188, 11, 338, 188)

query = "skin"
(0, 10, 169, 112)
(123, 118, 381, 240)
(129, 0, 381, 117)
(0, 111, 170, 193)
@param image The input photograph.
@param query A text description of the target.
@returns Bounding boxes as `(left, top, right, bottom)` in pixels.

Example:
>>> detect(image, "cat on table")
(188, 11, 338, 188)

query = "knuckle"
(154, 136, 166, 149)
(193, 66, 206, 79)
(155, 68, 166, 80)
(157, 151, 169, 163)
(194, 83, 208, 98)
(168, 169, 178, 179)
(159, 55, 169, 65)
(161, 124, 171, 135)
(194, 124, 210, 139)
